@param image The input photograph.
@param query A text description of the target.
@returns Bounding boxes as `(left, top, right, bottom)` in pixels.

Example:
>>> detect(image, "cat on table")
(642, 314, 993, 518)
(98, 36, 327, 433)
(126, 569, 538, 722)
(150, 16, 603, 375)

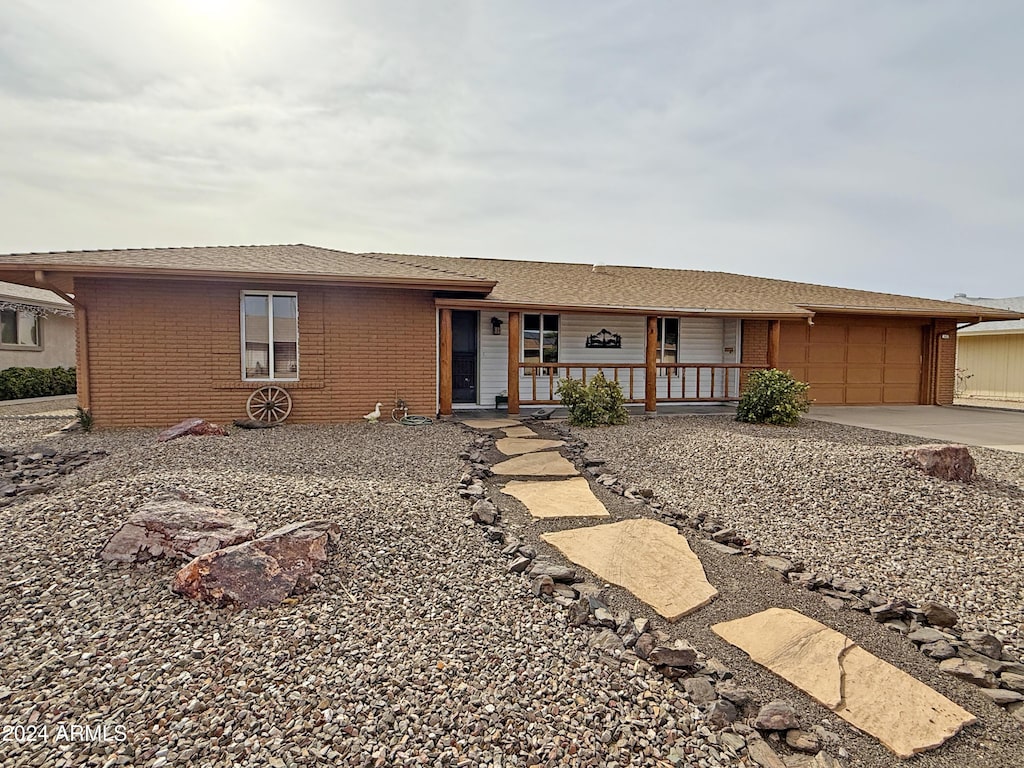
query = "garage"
(779, 316, 925, 405)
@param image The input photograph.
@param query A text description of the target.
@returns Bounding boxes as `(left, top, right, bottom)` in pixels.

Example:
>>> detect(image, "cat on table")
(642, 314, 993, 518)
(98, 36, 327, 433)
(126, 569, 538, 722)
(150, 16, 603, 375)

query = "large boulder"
(100, 496, 257, 562)
(903, 444, 976, 482)
(171, 520, 340, 608)
(157, 418, 229, 442)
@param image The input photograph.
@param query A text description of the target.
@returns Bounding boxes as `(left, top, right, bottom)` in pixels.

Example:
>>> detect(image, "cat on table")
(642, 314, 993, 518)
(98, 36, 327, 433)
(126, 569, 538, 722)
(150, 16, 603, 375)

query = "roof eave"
(0, 265, 495, 294)
(797, 304, 1024, 321)
(435, 297, 813, 318)
(958, 326, 1024, 336)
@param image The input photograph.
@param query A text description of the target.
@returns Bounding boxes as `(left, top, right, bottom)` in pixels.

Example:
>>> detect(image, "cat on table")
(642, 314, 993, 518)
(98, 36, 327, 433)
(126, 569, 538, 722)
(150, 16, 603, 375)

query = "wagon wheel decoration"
(246, 386, 293, 423)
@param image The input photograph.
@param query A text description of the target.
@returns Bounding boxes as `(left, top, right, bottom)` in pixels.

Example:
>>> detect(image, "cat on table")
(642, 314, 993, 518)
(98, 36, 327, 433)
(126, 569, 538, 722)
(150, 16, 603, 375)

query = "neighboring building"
(0, 245, 1018, 427)
(949, 294, 1024, 405)
(0, 281, 76, 371)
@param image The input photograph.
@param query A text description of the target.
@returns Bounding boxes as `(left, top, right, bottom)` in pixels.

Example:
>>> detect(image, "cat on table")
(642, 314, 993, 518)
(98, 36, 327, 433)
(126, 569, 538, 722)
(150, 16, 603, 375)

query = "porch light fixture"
(491, 316, 503, 335)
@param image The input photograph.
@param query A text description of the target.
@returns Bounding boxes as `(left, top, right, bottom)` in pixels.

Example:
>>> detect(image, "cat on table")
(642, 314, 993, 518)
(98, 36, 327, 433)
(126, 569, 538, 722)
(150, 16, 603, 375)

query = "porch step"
(495, 437, 565, 456)
(542, 519, 718, 621)
(501, 478, 610, 519)
(713, 608, 975, 758)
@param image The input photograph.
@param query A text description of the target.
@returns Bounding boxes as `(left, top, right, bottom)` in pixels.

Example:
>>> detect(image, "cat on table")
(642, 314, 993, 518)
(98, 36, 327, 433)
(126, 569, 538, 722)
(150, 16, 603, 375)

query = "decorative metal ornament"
(585, 328, 622, 348)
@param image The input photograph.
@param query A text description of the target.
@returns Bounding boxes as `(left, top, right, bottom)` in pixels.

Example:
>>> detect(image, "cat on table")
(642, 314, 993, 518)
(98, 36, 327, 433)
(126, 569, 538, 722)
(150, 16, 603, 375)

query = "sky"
(0, 0, 1021, 300)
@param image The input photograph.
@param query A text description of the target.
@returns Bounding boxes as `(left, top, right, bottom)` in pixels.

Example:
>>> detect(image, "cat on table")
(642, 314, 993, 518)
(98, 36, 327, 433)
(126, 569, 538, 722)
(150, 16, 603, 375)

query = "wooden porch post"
(439, 309, 453, 416)
(645, 316, 657, 414)
(767, 319, 781, 370)
(507, 311, 520, 415)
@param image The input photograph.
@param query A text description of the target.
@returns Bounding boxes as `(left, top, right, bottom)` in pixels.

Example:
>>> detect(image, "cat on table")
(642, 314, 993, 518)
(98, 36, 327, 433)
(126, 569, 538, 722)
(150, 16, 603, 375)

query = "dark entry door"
(452, 311, 479, 403)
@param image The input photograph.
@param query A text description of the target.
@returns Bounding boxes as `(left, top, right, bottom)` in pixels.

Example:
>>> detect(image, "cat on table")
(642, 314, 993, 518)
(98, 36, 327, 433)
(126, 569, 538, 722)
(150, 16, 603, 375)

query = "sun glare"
(178, 0, 244, 23)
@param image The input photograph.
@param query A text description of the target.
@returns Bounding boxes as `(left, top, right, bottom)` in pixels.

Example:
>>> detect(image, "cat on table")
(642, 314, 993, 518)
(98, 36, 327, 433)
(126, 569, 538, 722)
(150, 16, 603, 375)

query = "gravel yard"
(577, 415, 1024, 651)
(1, 419, 727, 768)
(0, 413, 75, 447)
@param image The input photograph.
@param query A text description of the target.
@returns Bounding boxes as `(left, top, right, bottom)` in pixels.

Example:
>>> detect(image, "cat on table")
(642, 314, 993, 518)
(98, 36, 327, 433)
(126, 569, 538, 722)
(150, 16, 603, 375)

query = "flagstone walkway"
(544, 519, 718, 620)
(460, 416, 986, 761)
(713, 609, 976, 758)
(500, 477, 609, 519)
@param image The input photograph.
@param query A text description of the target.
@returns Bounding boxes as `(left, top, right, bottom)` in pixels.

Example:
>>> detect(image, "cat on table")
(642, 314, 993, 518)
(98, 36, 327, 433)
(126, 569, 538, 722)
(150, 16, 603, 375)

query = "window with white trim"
(241, 292, 298, 380)
(0, 310, 41, 348)
(657, 317, 678, 375)
(523, 313, 559, 373)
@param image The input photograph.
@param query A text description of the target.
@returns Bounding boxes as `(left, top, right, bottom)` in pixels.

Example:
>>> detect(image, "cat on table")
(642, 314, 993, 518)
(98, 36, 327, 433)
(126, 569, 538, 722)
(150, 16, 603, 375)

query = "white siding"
(518, 314, 645, 402)
(477, 311, 509, 407)
(474, 312, 741, 405)
(658, 318, 723, 399)
(957, 333, 1024, 402)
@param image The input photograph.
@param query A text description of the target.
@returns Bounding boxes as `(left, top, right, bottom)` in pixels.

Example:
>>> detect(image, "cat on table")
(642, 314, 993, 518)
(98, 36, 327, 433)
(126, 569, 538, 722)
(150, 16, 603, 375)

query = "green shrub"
(76, 406, 93, 433)
(0, 366, 77, 400)
(735, 368, 810, 426)
(556, 372, 629, 427)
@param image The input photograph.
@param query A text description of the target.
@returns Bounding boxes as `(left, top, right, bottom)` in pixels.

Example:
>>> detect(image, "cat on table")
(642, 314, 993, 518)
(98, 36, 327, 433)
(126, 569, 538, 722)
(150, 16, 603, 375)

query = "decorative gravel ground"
(0, 420, 729, 768)
(0, 413, 75, 447)
(577, 415, 1024, 651)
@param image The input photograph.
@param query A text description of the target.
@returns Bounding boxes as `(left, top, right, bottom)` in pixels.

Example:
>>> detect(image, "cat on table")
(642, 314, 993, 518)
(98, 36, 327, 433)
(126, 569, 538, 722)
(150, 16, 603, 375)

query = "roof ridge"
(355, 251, 491, 282)
(1, 243, 309, 258)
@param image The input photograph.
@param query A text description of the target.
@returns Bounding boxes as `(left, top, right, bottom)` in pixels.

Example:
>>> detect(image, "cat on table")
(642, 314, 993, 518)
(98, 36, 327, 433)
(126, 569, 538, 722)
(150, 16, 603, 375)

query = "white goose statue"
(363, 402, 383, 423)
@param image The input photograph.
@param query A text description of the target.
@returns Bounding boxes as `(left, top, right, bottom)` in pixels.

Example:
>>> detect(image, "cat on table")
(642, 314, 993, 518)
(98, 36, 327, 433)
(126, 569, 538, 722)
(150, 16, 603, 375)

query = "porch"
(438, 309, 782, 415)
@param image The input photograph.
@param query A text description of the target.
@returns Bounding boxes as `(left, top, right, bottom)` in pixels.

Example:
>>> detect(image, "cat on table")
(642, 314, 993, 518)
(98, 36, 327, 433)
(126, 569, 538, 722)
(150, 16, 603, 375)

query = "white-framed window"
(0, 309, 41, 349)
(241, 292, 298, 380)
(523, 313, 559, 373)
(657, 317, 678, 375)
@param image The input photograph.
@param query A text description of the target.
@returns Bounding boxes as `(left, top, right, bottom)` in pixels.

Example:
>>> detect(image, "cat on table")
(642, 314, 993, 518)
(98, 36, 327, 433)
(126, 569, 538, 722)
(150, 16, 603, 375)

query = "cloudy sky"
(0, 1, 1020, 299)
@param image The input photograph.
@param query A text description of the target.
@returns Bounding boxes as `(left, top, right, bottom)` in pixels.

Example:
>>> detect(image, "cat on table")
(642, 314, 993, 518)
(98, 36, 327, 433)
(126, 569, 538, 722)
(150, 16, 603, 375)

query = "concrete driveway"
(807, 405, 1024, 453)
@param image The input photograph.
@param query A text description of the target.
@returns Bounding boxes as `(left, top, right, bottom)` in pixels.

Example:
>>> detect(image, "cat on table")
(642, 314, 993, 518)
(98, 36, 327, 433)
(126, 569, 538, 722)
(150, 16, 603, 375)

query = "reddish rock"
(647, 645, 699, 668)
(157, 418, 229, 442)
(903, 444, 976, 482)
(754, 700, 800, 731)
(100, 497, 257, 562)
(171, 520, 340, 608)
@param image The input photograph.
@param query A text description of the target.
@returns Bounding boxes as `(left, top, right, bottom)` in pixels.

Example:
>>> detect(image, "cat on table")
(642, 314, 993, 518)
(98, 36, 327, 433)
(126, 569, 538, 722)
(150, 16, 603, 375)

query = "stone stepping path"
(713, 608, 976, 758)
(542, 519, 718, 621)
(501, 478, 611, 519)
(461, 418, 521, 429)
(463, 420, 980, 762)
(491, 452, 579, 476)
(495, 437, 565, 456)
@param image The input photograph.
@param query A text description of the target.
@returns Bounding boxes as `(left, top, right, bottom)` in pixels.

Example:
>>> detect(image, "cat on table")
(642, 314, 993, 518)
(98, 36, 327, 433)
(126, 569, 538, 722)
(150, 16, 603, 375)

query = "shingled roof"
(0, 281, 71, 308)
(0, 244, 1018, 321)
(950, 296, 1024, 333)
(372, 252, 1020, 320)
(0, 245, 493, 292)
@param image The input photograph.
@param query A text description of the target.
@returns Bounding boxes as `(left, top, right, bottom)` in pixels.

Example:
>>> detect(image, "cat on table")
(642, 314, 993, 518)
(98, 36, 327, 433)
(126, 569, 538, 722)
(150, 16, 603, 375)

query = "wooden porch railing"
(516, 363, 762, 405)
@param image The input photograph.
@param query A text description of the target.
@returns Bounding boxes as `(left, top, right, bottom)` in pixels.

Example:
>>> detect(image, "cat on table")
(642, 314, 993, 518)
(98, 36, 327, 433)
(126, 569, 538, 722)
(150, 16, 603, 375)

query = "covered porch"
(437, 306, 784, 416)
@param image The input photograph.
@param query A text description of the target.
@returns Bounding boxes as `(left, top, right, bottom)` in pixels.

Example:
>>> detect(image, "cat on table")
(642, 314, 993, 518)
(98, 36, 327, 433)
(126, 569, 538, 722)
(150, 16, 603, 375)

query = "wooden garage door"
(779, 318, 924, 405)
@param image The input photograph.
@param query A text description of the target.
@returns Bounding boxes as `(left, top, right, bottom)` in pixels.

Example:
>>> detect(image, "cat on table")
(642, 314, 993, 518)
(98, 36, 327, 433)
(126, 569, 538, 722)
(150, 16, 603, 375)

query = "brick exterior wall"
(740, 320, 769, 367)
(75, 278, 438, 427)
(935, 323, 958, 406)
(739, 319, 769, 393)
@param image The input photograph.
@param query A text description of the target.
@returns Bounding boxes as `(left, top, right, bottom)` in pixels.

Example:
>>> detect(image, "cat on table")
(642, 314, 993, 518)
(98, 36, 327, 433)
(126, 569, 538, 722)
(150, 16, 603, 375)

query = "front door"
(452, 311, 478, 403)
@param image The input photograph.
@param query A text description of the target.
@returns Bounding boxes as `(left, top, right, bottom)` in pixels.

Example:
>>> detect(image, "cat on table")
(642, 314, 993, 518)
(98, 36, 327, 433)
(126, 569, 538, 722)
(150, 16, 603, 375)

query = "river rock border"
(546, 423, 1024, 726)
(455, 426, 853, 767)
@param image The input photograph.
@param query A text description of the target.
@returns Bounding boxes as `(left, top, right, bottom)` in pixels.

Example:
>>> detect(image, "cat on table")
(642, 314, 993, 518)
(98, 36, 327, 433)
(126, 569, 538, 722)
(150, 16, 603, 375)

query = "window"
(657, 317, 678, 375)
(0, 310, 41, 348)
(241, 292, 298, 380)
(523, 313, 559, 374)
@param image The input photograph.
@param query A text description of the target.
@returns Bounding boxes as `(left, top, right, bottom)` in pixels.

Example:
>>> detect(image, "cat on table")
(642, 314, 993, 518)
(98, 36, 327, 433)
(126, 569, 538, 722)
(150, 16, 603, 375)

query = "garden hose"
(398, 415, 433, 427)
